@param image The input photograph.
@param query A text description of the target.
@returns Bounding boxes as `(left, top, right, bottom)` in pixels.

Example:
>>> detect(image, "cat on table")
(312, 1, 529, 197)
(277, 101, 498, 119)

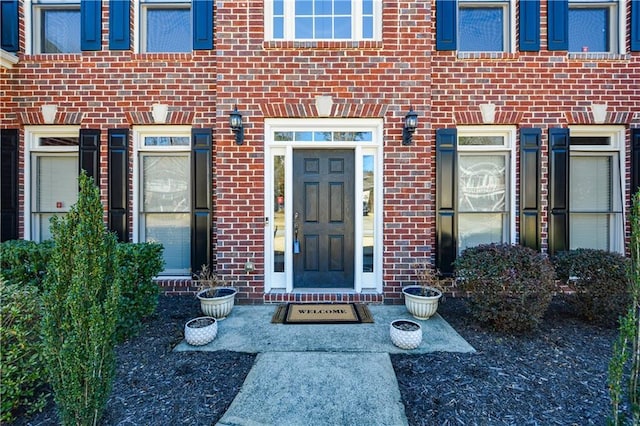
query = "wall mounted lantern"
(402, 107, 418, 145)
(229, 105, 244, 145)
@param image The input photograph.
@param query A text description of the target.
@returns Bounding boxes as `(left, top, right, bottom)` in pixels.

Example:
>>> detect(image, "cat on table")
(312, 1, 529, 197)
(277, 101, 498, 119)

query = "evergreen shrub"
(454, 243, 556, 333)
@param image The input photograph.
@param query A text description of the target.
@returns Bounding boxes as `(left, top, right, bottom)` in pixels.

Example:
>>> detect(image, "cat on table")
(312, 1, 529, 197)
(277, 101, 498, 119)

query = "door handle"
(294, 212, 301, 254)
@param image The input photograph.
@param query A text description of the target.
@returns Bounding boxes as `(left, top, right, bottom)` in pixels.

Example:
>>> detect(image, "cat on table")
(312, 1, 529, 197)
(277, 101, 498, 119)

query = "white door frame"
(264, 118, 384, 294)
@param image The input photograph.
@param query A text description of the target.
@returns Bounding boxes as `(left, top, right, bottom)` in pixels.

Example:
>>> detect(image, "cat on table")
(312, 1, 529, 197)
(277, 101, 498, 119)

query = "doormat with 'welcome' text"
(271, 303, 374, 324)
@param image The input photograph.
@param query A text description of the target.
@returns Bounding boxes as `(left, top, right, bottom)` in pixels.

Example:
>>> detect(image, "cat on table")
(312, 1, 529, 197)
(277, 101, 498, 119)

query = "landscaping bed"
(13, 295, 616, 425)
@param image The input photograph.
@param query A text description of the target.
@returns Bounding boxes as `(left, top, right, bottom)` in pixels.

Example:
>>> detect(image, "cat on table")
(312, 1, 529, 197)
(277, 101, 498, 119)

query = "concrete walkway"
(174, 305, 475, 426)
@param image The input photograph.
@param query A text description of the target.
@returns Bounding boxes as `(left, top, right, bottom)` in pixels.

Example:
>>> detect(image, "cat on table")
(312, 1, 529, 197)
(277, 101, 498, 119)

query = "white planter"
(197, 287, 237, 319)
(390, 319, 423, 350)
(402, 285, 442, 320)
(184, 316, 217, 346)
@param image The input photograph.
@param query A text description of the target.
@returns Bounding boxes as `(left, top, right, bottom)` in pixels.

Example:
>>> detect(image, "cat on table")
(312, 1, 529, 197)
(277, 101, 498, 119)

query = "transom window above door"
(265, 0, 381, 41)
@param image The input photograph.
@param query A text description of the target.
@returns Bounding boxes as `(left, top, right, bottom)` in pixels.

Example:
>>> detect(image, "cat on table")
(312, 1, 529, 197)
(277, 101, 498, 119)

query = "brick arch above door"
(259, 101, 388, 119)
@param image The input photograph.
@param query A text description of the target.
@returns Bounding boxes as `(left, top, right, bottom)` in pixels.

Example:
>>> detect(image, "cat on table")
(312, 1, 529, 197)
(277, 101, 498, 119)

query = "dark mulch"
(14, 295, 619, 425)
(392, 296, 618, 426)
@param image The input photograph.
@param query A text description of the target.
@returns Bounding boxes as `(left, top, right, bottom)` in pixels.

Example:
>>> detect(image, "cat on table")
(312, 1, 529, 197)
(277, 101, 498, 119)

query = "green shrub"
(0, 239, 53, 287)
(0, 281, 48, 423)
(553, 249, 630, 325)
(41, 172, 121, 426)
(454, 243, 556, 333)
(115, 242, 164, 341)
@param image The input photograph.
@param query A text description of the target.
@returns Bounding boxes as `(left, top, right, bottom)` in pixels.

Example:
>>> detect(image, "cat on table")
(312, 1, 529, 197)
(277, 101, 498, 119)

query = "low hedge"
(454, 243, 556, 333)
(0, 281, 48, 423)
(553, 249, 630, 325)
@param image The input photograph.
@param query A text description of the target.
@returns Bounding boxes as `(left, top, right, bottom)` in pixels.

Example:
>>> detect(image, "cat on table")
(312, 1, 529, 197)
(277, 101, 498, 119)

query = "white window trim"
(27, 0, 82, 55)
(134, 0, 191, 54)
(264, 0, 382, 42)
(568, 0, 626, 54)
(457, 125, 517, 246)
(568, 125, 626, 253)
(133, 125, 191, 277)
(24, 125, 81, 241)
(263, 118, 384, 294)
(458, 0, 516, 53)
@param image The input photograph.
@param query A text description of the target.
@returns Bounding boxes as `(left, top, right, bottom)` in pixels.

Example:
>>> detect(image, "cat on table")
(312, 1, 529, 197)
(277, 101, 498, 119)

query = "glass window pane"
(35, 155, 78, 212)
(570, 156, 611, 211)
(142, 156, 190, 212)
(315, 17, 333, 38)
(274, 0, 284, 15)
(334, 17, 351, 38)
(294, 131, 313, 141)
(40, 137, 79, 147)
(275, 132, 294, 141)
(363, 16, 373, 39)
(569, 8, 609, 52)
(273, 155, 286, 273)
(42, 9, 81, 53)
(296, 0, 313, 15)
(144, 136, 190, 146)
(363, 155, 375, 272)
(570, 213, 610, 250)
(273, 17, 284, 39)
(363, 0, 373, 14)
(313, 131, 332, 141)
(458, 155, 507, 212)
(315, 0, 332, 14)
(145, 213, 190, 274)
(458, 213, 507, 252)
(146, 8, 191, 53)
(295, 17, 313, 38)
(459, 7, 504, 51)
(335, 0, 352, 15)
(459, 136, 504, 146)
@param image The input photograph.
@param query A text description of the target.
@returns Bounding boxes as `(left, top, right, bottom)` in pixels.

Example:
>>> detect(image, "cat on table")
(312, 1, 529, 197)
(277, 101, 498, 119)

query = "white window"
(24, 126, 80, 241)
(457, 126, 516, 252)
(31, 0, 81, 53)
(139, 0, 191, 52)
(569, 126, 625, 252)
(265, 0, 381, 41)
(569, 0, 623, 53)
(134, 126, 191, 275)
(458, 0, 514, 52)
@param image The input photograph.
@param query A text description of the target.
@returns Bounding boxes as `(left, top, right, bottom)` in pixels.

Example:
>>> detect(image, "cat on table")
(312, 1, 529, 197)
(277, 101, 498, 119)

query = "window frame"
(456, 126, 516, 252)
(29, 0, 81, 54)
(568, 125, 626, 253)
(455, 0, 515, 53)
(264, 0, 382, 42)
(133, 125, 192, 276)
(568, 0, 623, 53)
(24, 125, 81, 241)
(135, 0, 192, 53)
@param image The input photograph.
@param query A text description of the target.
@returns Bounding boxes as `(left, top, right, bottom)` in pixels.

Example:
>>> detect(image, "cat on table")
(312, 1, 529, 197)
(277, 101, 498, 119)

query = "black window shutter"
(520, 128, 541, 251)
(547, 0, 568, 51)
(1, 129, 19, 241)
(108, 129, 129, 242)
(436, 128, 457, 274)
(81, 0, 102, 51)
(192, 0, 213, 50)
(191, 128, 212, 272)
(519, 0, 540, 51)
(632, 128, 640, 197)
(79, 129, 100, 183)
(1, 0, 19, 52)
(109, 0, 130, 50)
(436, 0, 457, 51)
(548, 128, 570, 255)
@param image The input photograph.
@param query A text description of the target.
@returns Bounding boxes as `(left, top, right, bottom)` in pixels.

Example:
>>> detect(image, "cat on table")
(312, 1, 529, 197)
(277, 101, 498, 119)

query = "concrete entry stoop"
(174, 305, 475, 425)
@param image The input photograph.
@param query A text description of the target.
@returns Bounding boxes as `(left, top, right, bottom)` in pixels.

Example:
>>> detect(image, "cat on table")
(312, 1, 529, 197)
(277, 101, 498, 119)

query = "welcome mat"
(271, 303, 374, 324)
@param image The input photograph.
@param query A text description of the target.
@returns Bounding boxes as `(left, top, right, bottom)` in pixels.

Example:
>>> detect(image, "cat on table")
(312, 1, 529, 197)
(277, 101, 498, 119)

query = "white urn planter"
(402, 285, 443, 320)
(184, 316, 218, 346)
(390, 319, 423, 350)
(197, 287, 237, 319)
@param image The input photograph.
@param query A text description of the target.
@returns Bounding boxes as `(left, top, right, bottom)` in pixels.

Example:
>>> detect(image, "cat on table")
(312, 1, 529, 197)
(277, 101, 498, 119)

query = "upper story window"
(140, 0, 191, 52)
(568, 0, 619, 53)
(266, 0, 381, 41)
(32, 0, 81, 53)
(459, 1, 511, 51)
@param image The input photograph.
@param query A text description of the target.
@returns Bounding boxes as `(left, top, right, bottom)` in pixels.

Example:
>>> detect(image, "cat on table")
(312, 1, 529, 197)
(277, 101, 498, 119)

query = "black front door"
(293, 149, 355, 288)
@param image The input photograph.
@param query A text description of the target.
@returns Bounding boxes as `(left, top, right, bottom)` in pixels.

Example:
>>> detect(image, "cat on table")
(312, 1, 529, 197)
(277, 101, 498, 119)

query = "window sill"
(263, 40, 383, 50)
(456, 52, 518, 60)
(567, 52, 631, 61)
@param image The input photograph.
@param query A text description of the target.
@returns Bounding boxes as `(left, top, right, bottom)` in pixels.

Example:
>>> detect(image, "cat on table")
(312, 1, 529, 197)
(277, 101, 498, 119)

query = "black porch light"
(402, 107, 418, 145)
(229, 105, 244, 145)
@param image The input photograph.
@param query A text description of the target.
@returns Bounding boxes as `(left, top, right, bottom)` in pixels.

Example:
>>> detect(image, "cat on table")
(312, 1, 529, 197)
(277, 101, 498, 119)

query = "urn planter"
(402, 285, 442, 320)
